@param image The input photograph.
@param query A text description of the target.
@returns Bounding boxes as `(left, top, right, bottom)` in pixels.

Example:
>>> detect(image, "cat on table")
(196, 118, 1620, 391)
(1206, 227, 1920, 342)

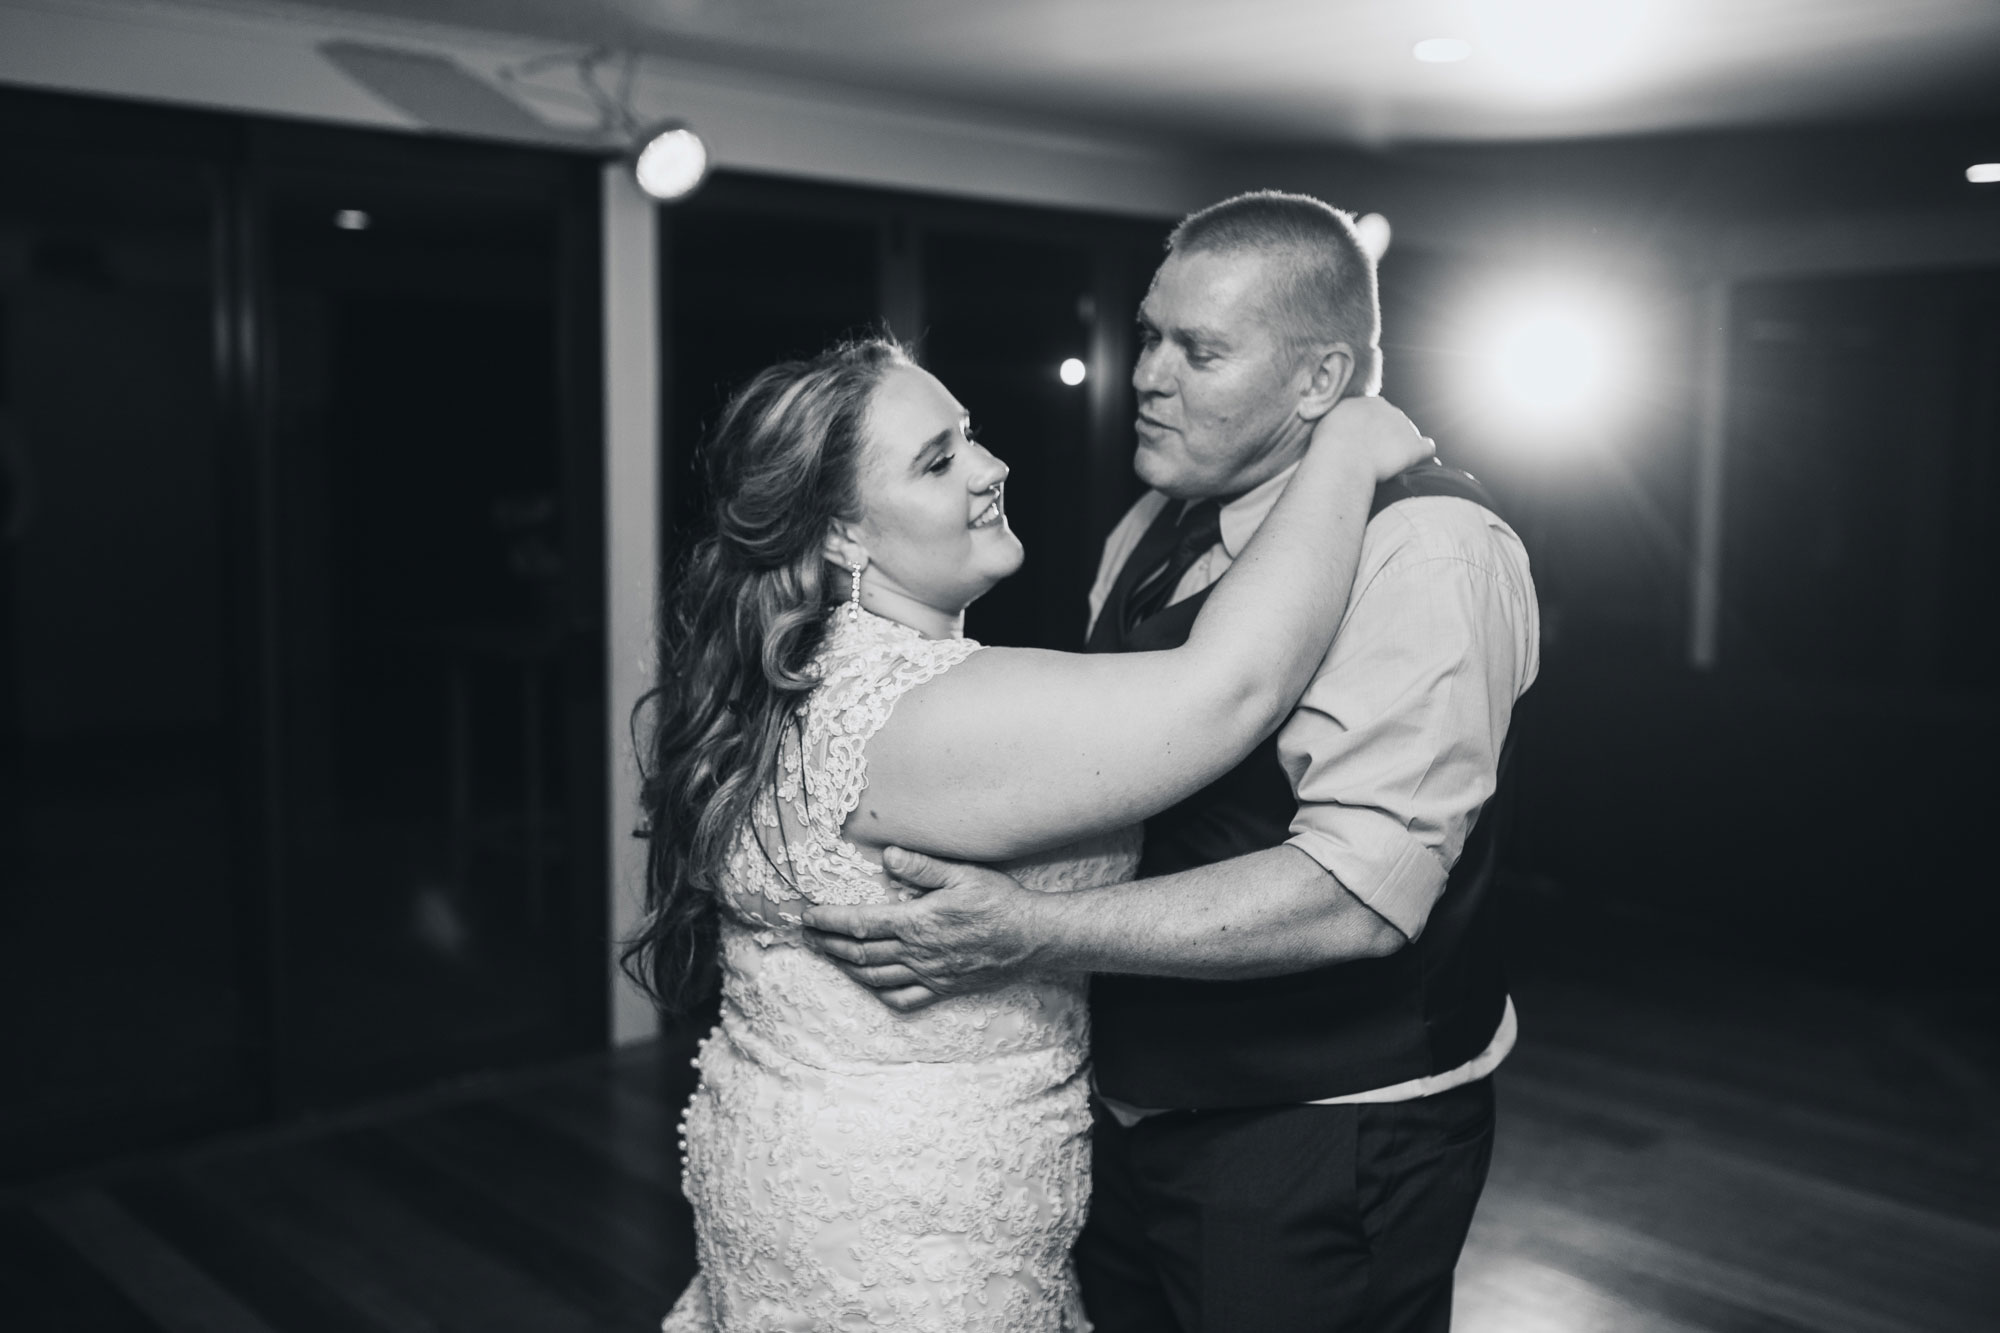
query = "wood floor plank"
(34, 1189, 276, 1333)
(1485, 1109, 2000, 1329)
(249, 1144, 603, 1333)
(1468, 1190, 1942, 1333)
(192, 1152, 453, 1333)
(1511, 976, 1992, 1140)
(319, 1126, 672, 1329)
(0, 1201, 169, 1333)
(1506, 1019, 1984, 1152)
(109, 1168, 398, 1333)
(1464, 1216, 1819, 1333)
(1502, 1043, 2000, 1224)
(1499, 1069, 2000, 1250)
(508, 1067, 684, 1192)
(1457, 1243, 1713, 1333)
(385, 1102, 692, 1302)
(15, 962, 1993, 1333)
(496, 1078, 698, 1290)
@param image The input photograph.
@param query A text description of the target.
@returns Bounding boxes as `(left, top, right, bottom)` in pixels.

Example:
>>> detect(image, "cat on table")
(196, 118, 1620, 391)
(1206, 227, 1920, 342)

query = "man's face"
(1132, 249, 1310, 500)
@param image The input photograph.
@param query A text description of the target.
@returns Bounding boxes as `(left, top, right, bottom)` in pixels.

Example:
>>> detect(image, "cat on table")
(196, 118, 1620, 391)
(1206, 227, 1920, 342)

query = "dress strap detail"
(735, 609, 982, 910)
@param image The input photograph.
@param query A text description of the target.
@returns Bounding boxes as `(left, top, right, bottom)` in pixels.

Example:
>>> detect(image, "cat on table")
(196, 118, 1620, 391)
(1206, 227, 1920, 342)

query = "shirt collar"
(1215, 460, 1301, 559)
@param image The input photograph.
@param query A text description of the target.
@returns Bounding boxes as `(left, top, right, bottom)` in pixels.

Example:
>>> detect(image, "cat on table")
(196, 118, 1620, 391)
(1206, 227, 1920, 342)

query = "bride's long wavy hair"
(621, 337, 909, 1013)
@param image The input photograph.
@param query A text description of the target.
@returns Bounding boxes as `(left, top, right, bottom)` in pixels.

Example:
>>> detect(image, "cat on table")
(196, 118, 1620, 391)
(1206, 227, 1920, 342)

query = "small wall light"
(633, 123, 710, 202)
(1354, 213, 1392, 262)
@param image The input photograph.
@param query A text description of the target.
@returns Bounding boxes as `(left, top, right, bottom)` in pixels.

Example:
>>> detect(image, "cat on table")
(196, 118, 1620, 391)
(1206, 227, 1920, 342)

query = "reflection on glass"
(0, 151, 251, 1175)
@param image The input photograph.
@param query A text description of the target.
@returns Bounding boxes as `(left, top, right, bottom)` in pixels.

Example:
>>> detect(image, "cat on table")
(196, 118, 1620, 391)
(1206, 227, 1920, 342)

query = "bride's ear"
(822, 520, 868, 576)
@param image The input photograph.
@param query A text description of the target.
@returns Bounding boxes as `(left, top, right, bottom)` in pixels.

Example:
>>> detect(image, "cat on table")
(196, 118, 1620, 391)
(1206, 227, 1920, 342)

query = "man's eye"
(927, 453, 956, 476)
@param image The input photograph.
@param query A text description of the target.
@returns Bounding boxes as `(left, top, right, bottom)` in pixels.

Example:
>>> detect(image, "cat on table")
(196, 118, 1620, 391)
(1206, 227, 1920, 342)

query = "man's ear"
(1296, 343, 1357, 422)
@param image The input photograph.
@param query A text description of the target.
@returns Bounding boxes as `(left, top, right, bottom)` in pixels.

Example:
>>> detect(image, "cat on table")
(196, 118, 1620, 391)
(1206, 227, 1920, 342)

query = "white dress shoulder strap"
(730, 608, 982, 915)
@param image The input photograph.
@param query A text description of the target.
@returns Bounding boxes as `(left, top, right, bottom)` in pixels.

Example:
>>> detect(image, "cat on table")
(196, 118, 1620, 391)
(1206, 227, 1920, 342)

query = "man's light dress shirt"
(1086, 461, 1541, 1121)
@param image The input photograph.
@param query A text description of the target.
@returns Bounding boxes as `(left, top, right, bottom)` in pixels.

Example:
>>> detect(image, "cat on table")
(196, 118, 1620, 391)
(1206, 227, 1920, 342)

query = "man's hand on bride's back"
(1315, 395, 1433, 481)
(802, 848, 1045, 1013)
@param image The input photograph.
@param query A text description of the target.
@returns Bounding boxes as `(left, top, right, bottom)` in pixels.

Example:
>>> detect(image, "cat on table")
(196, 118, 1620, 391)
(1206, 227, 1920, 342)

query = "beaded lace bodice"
(664, 607, 1140, 1333)
(722, 603, 985, 927)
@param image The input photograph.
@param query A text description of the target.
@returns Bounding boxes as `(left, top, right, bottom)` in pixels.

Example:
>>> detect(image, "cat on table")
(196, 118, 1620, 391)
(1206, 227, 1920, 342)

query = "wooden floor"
(1457, 966, 2000, 1333)
(6, 962, 1997, 1332)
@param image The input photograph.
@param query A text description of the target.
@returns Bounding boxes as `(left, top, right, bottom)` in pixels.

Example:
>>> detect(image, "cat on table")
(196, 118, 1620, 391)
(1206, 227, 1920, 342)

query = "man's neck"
(1208, 424, 1311, 503)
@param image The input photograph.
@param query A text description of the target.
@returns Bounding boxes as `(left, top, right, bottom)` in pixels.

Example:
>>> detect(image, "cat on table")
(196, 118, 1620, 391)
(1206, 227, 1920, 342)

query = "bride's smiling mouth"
(970, 486, 1005, 528)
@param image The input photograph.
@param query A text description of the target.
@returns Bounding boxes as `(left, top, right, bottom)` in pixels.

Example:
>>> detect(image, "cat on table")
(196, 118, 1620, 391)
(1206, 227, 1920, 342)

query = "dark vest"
(1087, 461, 1514, 1109)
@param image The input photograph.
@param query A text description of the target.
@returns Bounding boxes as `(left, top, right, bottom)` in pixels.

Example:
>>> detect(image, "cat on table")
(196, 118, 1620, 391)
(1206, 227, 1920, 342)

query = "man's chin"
(1136, 453, 1215, 501)
(1133, 441, 1180, 494)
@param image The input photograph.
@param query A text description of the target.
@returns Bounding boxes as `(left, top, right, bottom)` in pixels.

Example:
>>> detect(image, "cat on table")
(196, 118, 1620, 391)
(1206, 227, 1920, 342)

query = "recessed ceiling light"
(333, 209, 370, 231)
(1414, 37, 1473, 63)
(1968, 163, 2000, 184)
(1475, 0, 1649, 94)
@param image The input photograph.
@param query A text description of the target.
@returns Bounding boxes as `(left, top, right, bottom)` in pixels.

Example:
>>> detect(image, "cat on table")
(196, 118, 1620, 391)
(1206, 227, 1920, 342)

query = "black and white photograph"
(2, 2, 1997, 1330)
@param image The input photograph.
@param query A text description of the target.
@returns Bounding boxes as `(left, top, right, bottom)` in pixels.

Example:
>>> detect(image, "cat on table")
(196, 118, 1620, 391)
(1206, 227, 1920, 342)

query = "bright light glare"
(333, 209, 370, 231)
(1413, 37, 1472, 63)
(1353, 213, 1392, 262)
(1479, 294, 1632, 433)
(634, 125, 709, 201)
(1059, 357, 1088, 386)
(1474, 0, 1649, 93)
(1969, 163, 2000, 184)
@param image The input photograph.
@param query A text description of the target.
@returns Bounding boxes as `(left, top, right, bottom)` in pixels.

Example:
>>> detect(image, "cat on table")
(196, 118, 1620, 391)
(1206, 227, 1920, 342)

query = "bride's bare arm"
(853, 397, 1426, 862)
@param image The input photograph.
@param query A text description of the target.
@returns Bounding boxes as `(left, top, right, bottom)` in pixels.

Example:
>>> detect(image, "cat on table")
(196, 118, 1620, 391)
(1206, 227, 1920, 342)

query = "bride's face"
(849, 363, 1024, 613)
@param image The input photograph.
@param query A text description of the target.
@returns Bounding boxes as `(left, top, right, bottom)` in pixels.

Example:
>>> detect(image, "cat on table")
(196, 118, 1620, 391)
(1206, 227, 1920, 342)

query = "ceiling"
(204, 0, 2000, 145)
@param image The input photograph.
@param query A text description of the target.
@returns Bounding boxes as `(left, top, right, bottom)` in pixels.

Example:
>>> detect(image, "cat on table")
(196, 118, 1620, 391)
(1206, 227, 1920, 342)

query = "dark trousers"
(1076, 1077, 1496, 1333)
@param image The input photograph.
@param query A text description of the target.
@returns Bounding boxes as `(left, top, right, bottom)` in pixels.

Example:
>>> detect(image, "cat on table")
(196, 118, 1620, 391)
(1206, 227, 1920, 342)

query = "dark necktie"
(1116, 497, 1223, 639)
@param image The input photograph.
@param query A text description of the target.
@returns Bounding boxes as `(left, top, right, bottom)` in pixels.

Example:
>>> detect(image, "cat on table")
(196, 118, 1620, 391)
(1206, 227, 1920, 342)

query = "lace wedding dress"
(661, 607, 1140, 1333)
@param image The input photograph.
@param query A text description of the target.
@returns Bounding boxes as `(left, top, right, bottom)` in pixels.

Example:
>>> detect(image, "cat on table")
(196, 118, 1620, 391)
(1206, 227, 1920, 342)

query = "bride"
(625, 337, 1427, 1332)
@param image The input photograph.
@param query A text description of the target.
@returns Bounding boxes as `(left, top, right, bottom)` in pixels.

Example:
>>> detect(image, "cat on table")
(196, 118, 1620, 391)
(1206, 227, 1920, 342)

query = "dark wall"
(1248, 118, 2000, 983)
(663, 173, 1167, 653)
(1229, 114, 2000, 251)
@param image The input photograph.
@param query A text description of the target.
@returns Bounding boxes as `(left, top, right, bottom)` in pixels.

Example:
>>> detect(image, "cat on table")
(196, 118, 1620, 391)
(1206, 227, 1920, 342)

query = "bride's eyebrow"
(910, 428, 953, 474)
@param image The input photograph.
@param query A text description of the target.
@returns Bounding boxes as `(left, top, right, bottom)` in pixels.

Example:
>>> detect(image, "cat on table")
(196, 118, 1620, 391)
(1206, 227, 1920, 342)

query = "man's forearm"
(1025, 845, 1405, 980)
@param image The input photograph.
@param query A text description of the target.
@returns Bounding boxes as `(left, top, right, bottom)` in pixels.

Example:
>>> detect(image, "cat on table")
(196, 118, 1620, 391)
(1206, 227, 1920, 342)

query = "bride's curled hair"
(622, 337, 909, 1013)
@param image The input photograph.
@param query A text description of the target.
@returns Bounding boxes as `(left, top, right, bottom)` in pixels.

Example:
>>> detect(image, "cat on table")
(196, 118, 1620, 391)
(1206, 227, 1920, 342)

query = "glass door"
(0, 94, 607, 1179)
(255, 137, 604, 1106)
(0, 140, 257, 1175)
(922, 231, 1098, 651)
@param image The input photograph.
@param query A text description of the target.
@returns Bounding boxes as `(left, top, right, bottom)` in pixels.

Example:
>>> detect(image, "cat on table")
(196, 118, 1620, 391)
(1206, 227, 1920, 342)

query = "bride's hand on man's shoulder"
(1313, 395, 1434, 481)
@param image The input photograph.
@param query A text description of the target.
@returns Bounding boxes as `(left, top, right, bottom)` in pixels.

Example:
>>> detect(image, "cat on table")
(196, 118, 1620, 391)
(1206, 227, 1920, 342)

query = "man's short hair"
(1167, 190, 1382, 395)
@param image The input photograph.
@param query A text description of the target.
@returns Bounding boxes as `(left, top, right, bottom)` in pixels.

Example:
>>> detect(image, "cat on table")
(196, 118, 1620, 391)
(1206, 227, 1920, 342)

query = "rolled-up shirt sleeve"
(1280, 499, 1539, 941)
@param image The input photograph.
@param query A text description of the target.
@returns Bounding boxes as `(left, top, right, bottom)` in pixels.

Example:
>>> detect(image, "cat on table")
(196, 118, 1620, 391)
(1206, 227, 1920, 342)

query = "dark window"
(0, 92, 606, 1179)
(1724, 271, 2000, 692)
(0, 144, 251, 1175)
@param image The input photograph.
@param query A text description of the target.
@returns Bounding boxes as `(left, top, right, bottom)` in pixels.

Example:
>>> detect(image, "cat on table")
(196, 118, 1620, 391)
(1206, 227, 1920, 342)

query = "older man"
(807, 191, 1540, 1333)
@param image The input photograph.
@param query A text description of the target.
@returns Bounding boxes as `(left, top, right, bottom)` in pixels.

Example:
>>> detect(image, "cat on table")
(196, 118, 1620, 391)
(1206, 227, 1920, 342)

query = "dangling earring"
(847, 562, 864, 623)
